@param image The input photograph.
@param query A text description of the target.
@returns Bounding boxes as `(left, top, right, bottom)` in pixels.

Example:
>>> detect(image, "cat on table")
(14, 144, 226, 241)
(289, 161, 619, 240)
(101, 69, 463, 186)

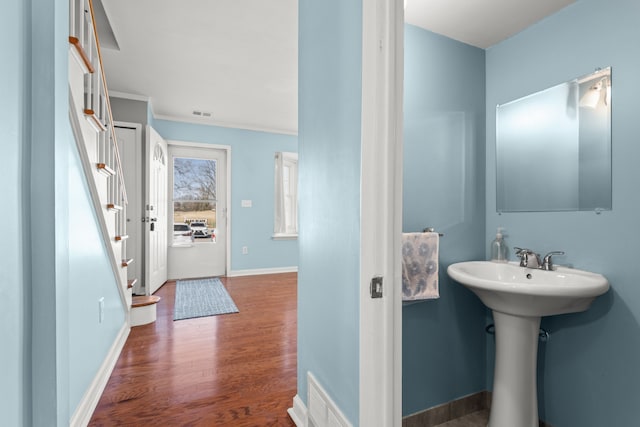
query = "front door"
(167, 143, 228, 279)
(145, 126, 168, 295)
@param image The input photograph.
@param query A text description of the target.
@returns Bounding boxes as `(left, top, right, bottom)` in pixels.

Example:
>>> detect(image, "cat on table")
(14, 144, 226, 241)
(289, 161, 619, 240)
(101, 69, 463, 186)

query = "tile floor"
(433, 410, 489, 427)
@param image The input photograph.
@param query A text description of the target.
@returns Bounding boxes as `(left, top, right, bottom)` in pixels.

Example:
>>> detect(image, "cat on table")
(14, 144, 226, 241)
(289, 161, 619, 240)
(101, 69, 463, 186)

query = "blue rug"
(173, 278, 239, 320)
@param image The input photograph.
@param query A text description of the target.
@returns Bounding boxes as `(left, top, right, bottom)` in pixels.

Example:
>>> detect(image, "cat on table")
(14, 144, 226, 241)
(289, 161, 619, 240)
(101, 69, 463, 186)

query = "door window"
(172, 157, 217, 245)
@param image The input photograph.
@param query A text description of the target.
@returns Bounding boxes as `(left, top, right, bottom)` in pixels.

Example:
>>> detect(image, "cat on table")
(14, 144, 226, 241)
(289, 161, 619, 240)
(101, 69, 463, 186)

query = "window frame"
(273, 151, 298, 240)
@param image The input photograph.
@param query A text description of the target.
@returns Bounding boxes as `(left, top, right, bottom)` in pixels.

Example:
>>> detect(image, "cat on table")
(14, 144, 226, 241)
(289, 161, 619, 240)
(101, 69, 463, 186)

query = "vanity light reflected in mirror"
(496, 67, 612, 213)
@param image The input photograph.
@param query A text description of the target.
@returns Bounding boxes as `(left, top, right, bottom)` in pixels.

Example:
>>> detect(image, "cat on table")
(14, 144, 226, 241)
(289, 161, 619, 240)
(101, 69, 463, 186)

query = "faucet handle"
(542, 251, 565, 271)
(513, 247, 530, 267)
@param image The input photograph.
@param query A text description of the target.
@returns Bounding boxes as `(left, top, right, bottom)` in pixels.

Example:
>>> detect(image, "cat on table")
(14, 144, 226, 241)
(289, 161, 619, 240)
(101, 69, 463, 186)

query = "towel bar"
(422, 227, 444, 237)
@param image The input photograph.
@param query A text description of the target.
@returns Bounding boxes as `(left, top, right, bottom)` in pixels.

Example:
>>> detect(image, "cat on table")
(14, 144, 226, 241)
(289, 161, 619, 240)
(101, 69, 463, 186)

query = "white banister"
(69, 0, 133, 309)
(69, 0, 128, 204)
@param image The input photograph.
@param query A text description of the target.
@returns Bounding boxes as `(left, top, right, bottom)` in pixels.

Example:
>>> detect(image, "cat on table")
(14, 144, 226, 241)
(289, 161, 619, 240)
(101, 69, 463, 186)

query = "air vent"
(192, 110, 213, 118)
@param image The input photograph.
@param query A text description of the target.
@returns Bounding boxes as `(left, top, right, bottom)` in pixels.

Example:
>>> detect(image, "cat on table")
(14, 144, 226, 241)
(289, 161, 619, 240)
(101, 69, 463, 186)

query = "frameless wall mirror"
(496, 67, 612, 212)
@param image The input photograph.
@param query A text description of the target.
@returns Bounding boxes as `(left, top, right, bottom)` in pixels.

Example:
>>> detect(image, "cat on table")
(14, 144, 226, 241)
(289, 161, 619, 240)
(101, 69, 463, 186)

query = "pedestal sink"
(447, 261, 609, 427)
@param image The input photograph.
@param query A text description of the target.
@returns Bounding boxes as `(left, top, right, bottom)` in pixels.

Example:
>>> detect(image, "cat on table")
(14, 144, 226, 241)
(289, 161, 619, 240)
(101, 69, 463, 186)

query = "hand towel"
(402, 232, 439, 301)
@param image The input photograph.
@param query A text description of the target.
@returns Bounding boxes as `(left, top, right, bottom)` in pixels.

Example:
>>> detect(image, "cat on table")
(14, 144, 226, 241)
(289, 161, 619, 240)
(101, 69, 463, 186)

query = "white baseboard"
(70, 322, 130, 427)
(227, 266, 298, 277)
(288, 394, 308, 427)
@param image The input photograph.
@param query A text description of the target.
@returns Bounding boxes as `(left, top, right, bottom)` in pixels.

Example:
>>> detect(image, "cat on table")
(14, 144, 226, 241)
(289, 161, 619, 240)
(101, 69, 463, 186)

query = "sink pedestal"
(447, 261, 610, 427)
(489, 311, 541, 427)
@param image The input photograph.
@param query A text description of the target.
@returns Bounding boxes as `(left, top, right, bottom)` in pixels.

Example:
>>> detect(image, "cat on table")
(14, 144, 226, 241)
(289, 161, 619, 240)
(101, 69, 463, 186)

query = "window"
(274, 152, 298, 238)
(172, 157, 218, 245)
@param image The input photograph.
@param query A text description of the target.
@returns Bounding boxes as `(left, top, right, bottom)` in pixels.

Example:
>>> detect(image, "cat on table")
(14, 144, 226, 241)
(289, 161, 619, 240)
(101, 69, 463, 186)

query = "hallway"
(89, 273, 297, 426)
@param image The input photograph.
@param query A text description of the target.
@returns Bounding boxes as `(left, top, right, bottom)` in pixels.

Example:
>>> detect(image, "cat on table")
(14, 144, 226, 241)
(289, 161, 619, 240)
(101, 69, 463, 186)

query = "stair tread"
(96, 163, 116, 177)
(132, 295, 161, 308)
(121, 258, 134, 267)
(127, 279, 137, 289)
(84, 109, 107, 132)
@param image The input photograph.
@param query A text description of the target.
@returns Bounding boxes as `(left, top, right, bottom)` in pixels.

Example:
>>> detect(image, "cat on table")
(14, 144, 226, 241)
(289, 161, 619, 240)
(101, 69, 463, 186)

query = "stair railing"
(69, 0, 129, 287)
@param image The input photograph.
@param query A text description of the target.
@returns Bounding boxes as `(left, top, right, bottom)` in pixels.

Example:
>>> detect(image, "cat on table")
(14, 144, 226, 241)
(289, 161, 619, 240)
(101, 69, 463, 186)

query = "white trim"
(68, 90, 130, 312)
(287, 394, 308, 427)
(108, 90, 150, 102)
(272, 233, 298, 240)
(227, 266, 298, 277)
(360, 0, 403, 426)
(153, 113, 298, 136)
(69, 323, 130, 427)
(167, 140, 231, 151)
(69, 45, 92, 75)
(391, 0, 405, 421)
(274, 151, 299, 236)
(166, 139, 232, 276)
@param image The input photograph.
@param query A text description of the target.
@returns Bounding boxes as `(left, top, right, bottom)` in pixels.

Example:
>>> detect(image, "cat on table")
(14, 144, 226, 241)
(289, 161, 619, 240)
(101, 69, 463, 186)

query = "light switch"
(241, 200, 252, 208)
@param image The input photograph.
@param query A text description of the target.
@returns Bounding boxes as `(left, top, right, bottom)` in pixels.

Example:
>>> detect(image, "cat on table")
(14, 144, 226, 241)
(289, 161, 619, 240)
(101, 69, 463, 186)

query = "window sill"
(170, 243, 194, 248)
(272, 233, 298, 241)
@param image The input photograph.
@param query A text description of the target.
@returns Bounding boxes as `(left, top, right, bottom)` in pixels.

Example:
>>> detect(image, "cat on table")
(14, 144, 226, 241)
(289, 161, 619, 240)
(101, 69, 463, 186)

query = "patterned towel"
(402, 232, 440, 300)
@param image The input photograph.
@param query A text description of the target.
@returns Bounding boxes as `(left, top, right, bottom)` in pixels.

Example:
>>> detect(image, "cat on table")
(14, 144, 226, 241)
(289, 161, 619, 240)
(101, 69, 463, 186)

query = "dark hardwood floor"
(89, 273, 297, 426)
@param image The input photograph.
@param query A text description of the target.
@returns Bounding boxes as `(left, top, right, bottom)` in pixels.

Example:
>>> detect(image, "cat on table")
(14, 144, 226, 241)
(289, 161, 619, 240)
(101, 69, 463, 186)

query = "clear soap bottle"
(490, 227, 508, 262)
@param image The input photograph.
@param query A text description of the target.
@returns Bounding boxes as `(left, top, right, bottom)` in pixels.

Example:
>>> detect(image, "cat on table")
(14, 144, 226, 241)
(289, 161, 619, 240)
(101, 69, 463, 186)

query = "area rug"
(173, 277, 239, 320)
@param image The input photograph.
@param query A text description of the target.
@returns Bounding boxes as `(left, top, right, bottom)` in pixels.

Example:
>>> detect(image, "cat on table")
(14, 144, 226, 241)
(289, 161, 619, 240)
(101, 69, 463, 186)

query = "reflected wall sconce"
(580, 77, 610, 108)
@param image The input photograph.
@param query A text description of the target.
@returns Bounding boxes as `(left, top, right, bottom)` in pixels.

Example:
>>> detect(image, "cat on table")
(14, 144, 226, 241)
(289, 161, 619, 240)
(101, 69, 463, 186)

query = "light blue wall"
(67, 140, 126, 414)
(486, 0, 640, 425)
(297, 0, 362, 424)
(402, 25, 487, 416)
(2, 1, 131, 424)
(152, 119, 298, 272)
(1, 0, 30, 425)
(30, 0, 72, 423)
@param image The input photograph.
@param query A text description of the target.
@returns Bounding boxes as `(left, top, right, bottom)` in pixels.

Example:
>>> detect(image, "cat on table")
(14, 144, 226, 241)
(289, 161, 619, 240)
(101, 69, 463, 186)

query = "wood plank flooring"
(89, 273, 297, 426)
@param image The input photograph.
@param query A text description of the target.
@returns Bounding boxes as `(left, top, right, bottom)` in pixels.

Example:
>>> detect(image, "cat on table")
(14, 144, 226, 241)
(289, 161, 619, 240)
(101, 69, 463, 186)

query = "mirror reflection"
(496, 67, 612, 212)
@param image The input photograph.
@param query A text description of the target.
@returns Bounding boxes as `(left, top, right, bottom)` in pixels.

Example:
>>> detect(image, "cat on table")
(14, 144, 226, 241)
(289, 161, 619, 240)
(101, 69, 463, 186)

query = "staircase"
(68, 0, 160, 326)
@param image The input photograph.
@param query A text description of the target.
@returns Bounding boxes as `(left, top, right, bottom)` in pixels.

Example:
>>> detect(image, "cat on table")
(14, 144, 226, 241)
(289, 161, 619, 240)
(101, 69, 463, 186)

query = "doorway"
(167, 142, 230, 279)
(115, 122, 143, 293)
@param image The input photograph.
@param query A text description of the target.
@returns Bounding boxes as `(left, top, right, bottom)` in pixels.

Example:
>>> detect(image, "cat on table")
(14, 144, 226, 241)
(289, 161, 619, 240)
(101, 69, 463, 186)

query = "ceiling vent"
(192, 110, 213, 118)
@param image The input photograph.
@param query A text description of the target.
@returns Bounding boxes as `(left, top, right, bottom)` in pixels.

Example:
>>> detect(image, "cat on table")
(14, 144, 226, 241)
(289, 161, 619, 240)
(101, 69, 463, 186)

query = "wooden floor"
(90, 273, 297, 427)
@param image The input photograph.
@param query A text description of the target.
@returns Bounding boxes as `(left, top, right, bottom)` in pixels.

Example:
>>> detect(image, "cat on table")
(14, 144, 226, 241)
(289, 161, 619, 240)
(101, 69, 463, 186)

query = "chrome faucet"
(514, 247, 564, 270)
(541, 251, 565, 271)
(514, 247, 541, 268)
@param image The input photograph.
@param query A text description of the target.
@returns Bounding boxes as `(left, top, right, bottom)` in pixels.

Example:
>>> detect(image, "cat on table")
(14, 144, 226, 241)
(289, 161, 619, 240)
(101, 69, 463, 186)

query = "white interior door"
(145, 126, 168, 295)
(167, 143, 228, 279)
(115, 123, 142, 293)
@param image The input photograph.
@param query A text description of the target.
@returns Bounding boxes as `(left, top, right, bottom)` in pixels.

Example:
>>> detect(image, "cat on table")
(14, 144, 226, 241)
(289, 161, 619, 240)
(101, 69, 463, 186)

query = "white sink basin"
(447, 261, 609, 317)
(447, 261, 610, 426)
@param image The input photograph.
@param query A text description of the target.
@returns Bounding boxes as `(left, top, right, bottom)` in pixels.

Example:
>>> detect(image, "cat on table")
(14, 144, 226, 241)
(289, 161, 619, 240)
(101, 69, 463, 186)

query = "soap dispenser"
(490, 227, 508, 262)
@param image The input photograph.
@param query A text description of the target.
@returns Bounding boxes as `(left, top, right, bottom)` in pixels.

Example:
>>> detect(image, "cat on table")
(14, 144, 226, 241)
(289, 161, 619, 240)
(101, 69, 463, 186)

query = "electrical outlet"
(98, 297, 105, 323)
(242, 246, 248, 255)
